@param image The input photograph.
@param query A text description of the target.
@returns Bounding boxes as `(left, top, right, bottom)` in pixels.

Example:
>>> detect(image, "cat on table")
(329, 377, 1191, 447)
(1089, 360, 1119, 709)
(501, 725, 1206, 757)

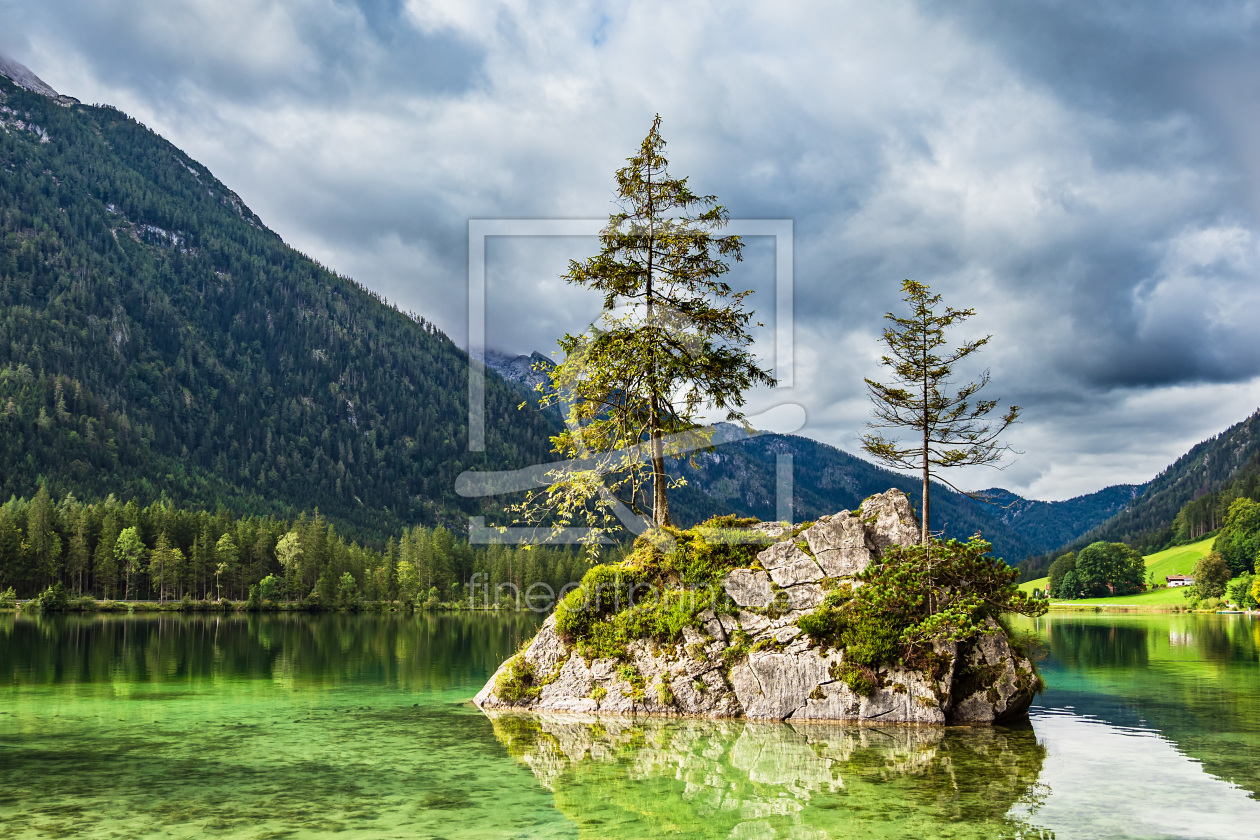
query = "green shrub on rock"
(495, 653, 541, 703)
(799, 536, 1046, 670)
(555, 564, 650, 640)
(661, 519, 771, 585)
(837, 662, 879, 696)
(554, 519, 762, 660)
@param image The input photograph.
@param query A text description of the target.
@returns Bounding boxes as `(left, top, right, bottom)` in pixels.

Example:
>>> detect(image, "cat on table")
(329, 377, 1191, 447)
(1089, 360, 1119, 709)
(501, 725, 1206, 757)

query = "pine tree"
(524, 115, 772, 538)
(192, 527, 212, 600)
(861, 280, 1020, 546)
(395, 560, 420, 607)
(276, 530, 303, 598)
(25, 485, 59, 588)
(149, 532, 172, 602)
(215, 533, 238, 600)
(67, 515, 90, 595)
(0, 501, 22, 590)
(115, 526, 145, 601)
(94, 512, 121, 598)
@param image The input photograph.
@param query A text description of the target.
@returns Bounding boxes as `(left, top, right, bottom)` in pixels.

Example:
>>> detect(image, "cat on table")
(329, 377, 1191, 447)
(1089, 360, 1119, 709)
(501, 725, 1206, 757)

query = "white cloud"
(3, 0, 1260, 500)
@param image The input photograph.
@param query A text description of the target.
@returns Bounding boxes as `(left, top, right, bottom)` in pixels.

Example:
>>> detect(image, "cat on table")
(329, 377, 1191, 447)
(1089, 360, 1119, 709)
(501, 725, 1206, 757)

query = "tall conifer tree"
(525, 115, 772, 538)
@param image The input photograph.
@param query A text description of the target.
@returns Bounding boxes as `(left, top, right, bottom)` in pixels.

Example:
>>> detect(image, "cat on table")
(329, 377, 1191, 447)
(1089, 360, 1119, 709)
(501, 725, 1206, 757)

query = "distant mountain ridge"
(0, 54, 77, 104)
(485, 352, 1141, 560)
(481, 349, 553, 392)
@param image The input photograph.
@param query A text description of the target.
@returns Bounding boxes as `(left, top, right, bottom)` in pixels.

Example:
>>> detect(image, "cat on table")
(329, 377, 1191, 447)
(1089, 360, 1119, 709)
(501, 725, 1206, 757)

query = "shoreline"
(2, 600, 537, 615)
(1046, 603, 1259, 615)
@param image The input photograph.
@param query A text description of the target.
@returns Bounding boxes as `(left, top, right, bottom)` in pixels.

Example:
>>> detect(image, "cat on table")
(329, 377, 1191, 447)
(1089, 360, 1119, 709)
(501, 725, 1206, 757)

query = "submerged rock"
(475, 488, 1041, 725)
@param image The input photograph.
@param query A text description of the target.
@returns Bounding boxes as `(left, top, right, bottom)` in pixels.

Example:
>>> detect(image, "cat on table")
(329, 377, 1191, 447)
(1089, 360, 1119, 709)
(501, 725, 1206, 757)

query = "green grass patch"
(553, 516, 765, 660)
(1059, 587, 1196, 607)
(1144, 538, 1215, 581)
(1018, 576, 1049, 595)
(1022, 537, 1215, 606)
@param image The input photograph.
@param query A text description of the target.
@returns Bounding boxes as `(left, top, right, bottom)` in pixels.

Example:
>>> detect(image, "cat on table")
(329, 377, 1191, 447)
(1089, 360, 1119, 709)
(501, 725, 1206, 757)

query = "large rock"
(722, 569, 776, 609)
(947, 620, 1043, 724)
(799, 489, 922, 577)
(801, 512, 873, 576)
(474, 614, 568, 709)
(729, 648, 838, 719)
(859, 489, 922, 555)
(475, 488, 1041, 725)
(758, 541, 825, 587)
(782, 583, 825, 611)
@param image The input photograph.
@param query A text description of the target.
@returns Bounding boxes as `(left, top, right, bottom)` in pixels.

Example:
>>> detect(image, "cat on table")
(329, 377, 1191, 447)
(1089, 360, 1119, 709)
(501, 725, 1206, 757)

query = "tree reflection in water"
(491, 712, 1050, 839)
(1047, 620, 1150, 670)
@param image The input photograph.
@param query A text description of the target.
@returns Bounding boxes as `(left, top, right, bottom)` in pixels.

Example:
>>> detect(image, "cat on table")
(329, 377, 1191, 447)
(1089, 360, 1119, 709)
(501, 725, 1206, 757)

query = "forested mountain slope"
(1063, 409, 1260, 553)
(0, 67, 557, 540)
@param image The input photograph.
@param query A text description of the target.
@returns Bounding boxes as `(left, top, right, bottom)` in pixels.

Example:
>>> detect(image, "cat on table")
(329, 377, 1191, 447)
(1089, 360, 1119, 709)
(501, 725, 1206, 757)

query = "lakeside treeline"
(0, 486, 608, 607)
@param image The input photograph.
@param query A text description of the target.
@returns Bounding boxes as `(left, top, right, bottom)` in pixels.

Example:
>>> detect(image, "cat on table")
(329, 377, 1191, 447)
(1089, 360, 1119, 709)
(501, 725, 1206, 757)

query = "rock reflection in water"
(489, 713, 1049, 839)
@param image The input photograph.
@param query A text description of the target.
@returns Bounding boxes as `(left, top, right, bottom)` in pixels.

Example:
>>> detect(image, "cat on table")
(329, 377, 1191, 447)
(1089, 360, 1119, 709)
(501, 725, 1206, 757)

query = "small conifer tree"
(862, 279, 1020, 546)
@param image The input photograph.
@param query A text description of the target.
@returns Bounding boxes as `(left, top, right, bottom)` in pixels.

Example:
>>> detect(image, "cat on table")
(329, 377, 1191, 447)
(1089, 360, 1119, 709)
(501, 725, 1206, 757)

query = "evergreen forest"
(0, 485, 598, 606)
(0, 75, 556, 542)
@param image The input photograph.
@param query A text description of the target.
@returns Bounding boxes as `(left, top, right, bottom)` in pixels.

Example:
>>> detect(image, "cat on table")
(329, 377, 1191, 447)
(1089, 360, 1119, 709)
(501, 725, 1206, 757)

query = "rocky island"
(475, 489, 1044, 724)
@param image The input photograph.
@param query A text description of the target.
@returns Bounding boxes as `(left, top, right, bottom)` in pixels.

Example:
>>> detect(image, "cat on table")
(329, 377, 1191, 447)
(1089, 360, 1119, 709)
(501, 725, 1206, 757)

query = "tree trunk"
(649, 392, 671, 527)
(644, 180, 670, 529)
(921, 314, 931, 615)
(921, 454, 929, 547)
(921, 313, 930, 547)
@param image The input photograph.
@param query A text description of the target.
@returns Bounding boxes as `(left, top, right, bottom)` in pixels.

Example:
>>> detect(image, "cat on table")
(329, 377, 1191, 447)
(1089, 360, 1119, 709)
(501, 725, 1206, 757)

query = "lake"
(1, 610, 1256, 838)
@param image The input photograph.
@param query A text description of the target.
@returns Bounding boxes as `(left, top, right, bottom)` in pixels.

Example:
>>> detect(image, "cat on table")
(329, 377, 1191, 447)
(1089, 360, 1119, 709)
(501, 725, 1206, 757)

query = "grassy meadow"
(1018, 537, 1218, 608)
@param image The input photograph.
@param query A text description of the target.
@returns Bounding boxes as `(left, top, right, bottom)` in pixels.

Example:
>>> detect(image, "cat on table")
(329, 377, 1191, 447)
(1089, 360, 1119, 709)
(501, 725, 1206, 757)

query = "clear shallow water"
(0, 611, 1256, 839)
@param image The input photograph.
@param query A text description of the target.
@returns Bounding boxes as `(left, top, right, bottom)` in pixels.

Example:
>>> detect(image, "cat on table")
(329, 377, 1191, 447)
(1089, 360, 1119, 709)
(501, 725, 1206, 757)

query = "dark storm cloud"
(912, 0, 1260, 387)
(925, 1, 1260, 118)
(2, 0, 1258, 499)
(0, 0, 484, 105)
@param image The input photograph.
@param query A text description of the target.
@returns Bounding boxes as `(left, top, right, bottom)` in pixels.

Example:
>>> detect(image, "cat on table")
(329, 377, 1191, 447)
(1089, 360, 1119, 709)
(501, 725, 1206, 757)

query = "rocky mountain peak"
(0, 53, 78, 104)
(481, 349, 555, 391)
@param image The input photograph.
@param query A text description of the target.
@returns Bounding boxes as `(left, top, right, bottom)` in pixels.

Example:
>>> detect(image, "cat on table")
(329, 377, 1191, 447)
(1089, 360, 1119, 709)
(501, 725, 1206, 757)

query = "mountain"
(0, 59, 558, 540)
(1061, 409, 1260, 552)
(0, 53, 1142, 560)
(0, 55, 74, 103)
(481, 349, 554, 392)
(676, 427, 1139, 561)
(486, 351, 1139, 561)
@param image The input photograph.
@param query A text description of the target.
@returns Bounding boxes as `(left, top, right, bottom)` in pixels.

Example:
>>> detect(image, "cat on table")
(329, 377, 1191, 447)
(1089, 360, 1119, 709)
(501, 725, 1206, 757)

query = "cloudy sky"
(3, 0, 1260, 501)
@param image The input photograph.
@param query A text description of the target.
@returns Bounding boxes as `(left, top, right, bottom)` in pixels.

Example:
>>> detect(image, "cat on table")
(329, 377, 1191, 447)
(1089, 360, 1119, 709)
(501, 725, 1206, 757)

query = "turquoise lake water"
(0, 610, 1256, 838)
